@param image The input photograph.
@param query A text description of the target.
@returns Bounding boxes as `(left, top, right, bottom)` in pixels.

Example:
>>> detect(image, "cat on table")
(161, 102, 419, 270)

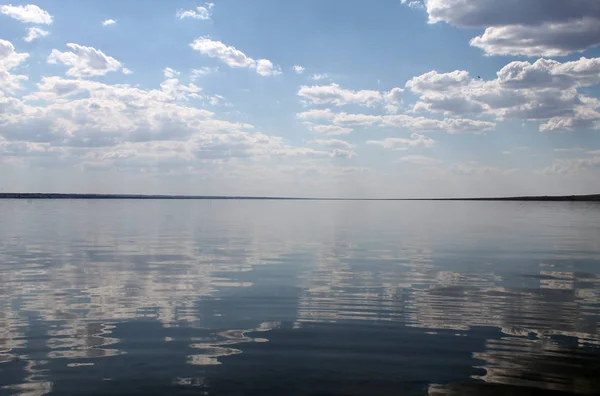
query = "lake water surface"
(1, 200, 600, 395)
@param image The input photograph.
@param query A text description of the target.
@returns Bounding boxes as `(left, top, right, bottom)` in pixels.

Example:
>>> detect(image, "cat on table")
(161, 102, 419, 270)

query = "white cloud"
(539, 109, 600, 132)
(102, 19, 116, 26)
(0, 71, 28, 94)
(332, 149, 357, 158)
(191, 37, 254, 68)
(23, 26, 49, 42)
(406, 70, 470, 93)
(399, 155, 441, 165)
(298, 83, 405, 111)
(471, 19, 600, 57)
(496, 57, 600, 89)
(312, 73, 329, 81)
(408, 0, 600, 56)
(367, 133, 435, 151)
(308, 139, 353, 149)
(405, 57, 600, 131)
(255, 59, 281, 76)
(296, 108, 336, 121)
(381, 114, 494, 134)
(1, 74, 344, 173)
(1, 4, 52, 24)
(0, 39, 29, 93)
(383, 87, 404, 113)
(176, 3, 213, 20)
(208, 94, 231, 107)
(401, 0, 424, 9)
(293, 65, 305, 74)
(48, 43, 125, 77)
(305, 124, 353, 136)
(191, 66, 218, 80)
(542, 156, 600, 174)
(332, 113, 382, 127)
(0, 39, 29, 70)
(1, 77, 297, 168)
(296, 110, 357, 135)
(297, 105, 493, 134)
(298, 83, 383, 107)
(163, 67, 180, 78)
(0, 139, 63, 155)
(160, 77, 203, 101)
(3, 77, 217, 147)
(190, 37, 281, 77)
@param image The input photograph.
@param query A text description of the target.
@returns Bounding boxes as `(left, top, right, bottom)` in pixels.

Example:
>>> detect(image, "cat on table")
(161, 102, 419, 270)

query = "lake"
(1, 200, 599, 395)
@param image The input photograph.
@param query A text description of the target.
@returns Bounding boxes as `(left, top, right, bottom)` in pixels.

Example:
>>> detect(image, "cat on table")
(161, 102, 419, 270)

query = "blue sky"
(1, 0, 600, 197)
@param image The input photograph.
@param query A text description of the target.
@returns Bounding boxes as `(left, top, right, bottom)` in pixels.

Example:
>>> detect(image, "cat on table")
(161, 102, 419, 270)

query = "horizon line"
(1, 193, 599, 202)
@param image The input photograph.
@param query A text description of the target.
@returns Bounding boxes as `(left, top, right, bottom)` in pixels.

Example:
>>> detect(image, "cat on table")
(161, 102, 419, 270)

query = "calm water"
(1, 200, 600, 395)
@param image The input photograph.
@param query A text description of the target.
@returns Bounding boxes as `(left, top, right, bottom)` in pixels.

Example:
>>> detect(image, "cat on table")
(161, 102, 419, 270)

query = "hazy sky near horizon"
(1, 0, 600, 197)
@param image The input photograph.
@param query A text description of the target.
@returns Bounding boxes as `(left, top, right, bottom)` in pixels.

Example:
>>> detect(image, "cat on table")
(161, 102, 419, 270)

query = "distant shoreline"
(1, 193, 599, 201)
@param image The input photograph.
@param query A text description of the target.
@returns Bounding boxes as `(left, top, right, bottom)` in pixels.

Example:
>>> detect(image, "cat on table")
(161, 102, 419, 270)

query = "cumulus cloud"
(176, 3, 214, 20)
(383, 87, 404, 113)
(0, 39, 29, 70)
(405, 0, 600, 56)
(191, 66, 218, 80)
(293, 65, 305, 74)
(401, 0, 424, 9)
(381, 114, 495, 134)
(289, 139, 357, 158)
(163, 67, 180, 78)
(496, 57, 600, 89)
(48, 43, 126, 77)
(208, 94, 231, 107)
(308, 139, 353, 149)
(332, 113, 382, 127)
(255, 59, 282, 76)
(1, 72, 346, 172)
(367, 133, 435, 151)
(305, 124, 353, 136)
(8, 76, 222, 145)
(470, 20, 600, 57)
(406, 57, 600, 131)
(407, 70, 470, 93)
(312, 73, 329, 81)
(296, 108, 336, 122)
(298, 83, 383, 107)
(540, 107, 600, 132)
(102, 19, 116, 26)
(190, 37, 254, 68)
(160, 77, 203, 101)
(0, 39, 29, 93)
(1, 4, 52, 24)
(332, 149, 357, 158)
(190, 37, 281, 76)
(297, 107, 492, 134)
(297, 83, 405, 113)
(23, 26, 49, 42)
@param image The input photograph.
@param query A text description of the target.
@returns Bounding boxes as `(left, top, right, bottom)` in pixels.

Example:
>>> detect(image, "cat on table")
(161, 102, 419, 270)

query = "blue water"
(1, 200, 599, 395)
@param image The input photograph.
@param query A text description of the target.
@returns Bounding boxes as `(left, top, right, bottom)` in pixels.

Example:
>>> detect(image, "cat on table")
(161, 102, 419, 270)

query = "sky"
(1, 0, 600, 198)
